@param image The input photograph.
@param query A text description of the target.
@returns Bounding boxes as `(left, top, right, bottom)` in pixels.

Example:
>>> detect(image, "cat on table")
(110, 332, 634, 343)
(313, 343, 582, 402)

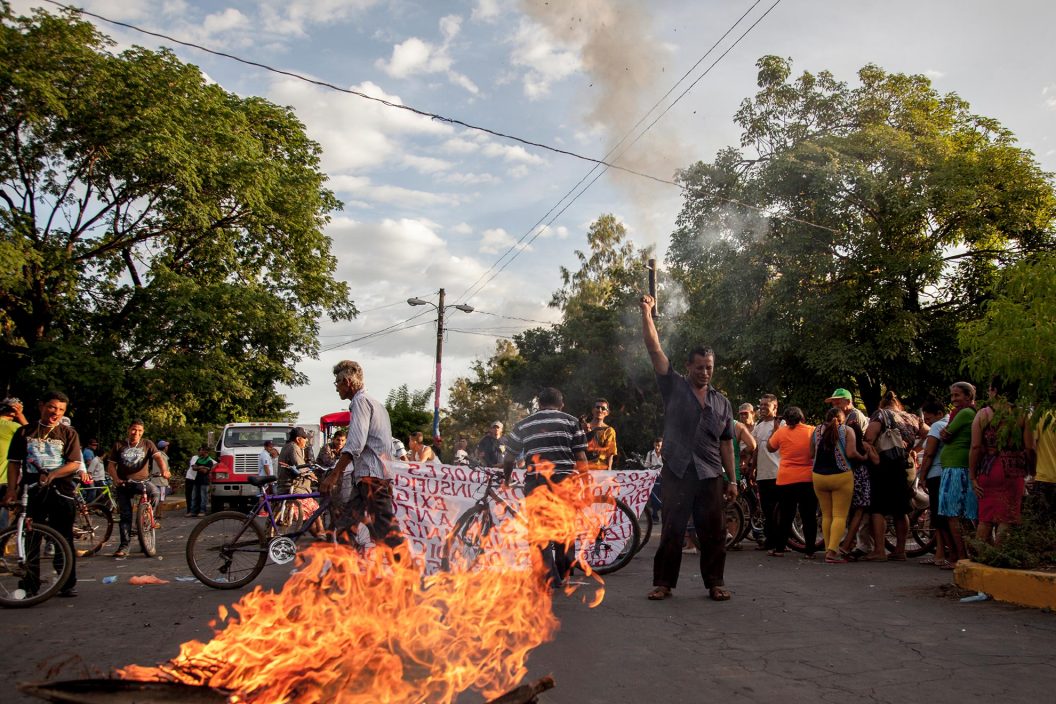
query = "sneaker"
(185, 512, 193, 517)
(58, 587, 79, 598)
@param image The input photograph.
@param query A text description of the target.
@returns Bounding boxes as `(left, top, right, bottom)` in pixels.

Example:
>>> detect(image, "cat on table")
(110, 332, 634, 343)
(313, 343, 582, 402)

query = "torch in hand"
(646, 258, 660, 319)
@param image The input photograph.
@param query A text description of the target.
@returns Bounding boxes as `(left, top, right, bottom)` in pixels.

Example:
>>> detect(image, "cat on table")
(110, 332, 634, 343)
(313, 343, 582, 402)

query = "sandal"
(647, 586, 672, 600)
(825, 555, 848, 564)
(939, 560, 957, 571)
(860, 553, 886, 562)
(767, 549, 785, 557)
(708, 586, 732, 601)
(113, 548, 128, 558)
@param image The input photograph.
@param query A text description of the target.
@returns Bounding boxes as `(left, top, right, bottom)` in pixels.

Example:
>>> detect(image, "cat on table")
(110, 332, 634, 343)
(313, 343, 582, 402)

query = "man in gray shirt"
(640, 294, 737, 602)
(320, 359, 403, 550)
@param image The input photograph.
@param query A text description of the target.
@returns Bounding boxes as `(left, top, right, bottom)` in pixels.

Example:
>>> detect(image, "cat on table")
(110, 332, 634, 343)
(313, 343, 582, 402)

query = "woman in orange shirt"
(766, 406, 817, 557)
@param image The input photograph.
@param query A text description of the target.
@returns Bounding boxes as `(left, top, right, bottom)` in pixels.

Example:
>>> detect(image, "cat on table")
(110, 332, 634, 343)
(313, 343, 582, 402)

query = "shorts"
(938, 467, 977, 521)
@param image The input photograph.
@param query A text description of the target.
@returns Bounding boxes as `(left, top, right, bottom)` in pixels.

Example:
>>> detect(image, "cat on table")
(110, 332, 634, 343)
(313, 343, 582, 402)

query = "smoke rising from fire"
(519, 0, 689, 244)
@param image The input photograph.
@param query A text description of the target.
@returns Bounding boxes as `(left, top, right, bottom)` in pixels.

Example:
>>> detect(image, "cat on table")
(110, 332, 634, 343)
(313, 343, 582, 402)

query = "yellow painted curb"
(954, 560, 1056, 610)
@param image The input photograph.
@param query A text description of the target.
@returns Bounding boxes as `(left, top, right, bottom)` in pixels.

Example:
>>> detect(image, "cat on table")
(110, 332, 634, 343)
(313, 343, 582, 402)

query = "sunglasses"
(595, 405, 608, 411)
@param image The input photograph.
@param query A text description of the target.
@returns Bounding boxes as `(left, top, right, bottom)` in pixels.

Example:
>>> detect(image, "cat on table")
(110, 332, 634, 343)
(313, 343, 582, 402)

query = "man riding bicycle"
(107, 419, 167, 558)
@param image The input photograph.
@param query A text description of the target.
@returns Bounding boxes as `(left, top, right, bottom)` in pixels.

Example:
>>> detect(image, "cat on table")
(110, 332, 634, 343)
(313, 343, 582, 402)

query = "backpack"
(876, 410, 908, 465)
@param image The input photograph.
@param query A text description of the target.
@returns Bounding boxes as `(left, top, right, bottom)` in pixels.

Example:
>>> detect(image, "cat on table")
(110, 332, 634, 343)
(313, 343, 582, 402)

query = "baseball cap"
(824, 388, 853, 403)
(289, 427, 308, 440)
(0, 397, 18, 413)
(491, 420, 503, 428)
(157, 440, 169, 449)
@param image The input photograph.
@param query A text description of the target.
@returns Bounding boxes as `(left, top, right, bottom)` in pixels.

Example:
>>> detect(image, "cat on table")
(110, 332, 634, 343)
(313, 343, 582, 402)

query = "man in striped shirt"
(503, 387, 588, 588)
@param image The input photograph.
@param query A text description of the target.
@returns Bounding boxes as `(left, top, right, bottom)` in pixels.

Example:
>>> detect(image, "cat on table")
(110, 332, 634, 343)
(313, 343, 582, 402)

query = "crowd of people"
(3, 316, 1053, 603)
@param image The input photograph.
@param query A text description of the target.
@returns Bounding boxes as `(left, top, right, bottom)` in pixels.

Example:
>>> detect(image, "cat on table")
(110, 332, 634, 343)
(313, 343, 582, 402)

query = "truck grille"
(233, 455, 257, 474)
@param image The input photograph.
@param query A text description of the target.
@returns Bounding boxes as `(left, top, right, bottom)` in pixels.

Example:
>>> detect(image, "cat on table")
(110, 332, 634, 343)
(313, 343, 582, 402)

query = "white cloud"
(925, 69, 945, 80)
(1043, 85, 1056, 110)
(257, 0, 379, 38)
(451, 222, 474, 235)
(481, 142, 546, 165)
(536, 224, 569, 240)
(201, 8, 249, 35)
(443, 171, 499, 185)
(402, 154, 453, 174)
(328, 176, 465, 208)
(510, 19, 581, 99)
(375, 15, 479, 95)
(441, 137, 482, 154)
(267, 78, 452, 173)
(471, 0, 502, 23)
(479, 227, 531, 255)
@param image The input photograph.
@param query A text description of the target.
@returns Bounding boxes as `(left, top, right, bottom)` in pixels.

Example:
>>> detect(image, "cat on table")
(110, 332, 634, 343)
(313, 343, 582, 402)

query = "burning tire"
(186, 511, 268, 588)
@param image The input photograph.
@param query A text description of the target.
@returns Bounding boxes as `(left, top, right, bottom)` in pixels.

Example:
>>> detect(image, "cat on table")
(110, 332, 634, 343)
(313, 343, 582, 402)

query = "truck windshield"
(223, 427, 291, 448)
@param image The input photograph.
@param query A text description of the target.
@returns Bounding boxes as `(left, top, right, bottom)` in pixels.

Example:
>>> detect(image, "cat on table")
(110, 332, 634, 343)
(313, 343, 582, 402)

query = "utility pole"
(407, 290, 473, 451)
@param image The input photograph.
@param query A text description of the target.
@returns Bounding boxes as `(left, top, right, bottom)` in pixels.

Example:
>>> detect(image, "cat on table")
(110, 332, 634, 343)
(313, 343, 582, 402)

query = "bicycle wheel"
(725, 499, 746, 548)
(73, 505, 113, 557)
(135, 500, 157, 557)
(581, 497, 640, 575)
(787, 508, 824, 553)
(441, 507, 493, 572)
(636, 509, 654, 553)
(0, 524, 74, 608)
(883, 509, 936, 557)
(186, 511, 268, 589)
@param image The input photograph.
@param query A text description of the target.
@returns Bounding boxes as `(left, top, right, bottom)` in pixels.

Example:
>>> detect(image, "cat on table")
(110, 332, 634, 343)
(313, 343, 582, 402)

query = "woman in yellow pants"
(811, 407, 869, 563)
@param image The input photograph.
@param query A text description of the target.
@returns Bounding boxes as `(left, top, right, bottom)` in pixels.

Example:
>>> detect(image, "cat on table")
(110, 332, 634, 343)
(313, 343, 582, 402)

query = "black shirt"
(8, 422, 82, 493)
(655, 368, 734, 480)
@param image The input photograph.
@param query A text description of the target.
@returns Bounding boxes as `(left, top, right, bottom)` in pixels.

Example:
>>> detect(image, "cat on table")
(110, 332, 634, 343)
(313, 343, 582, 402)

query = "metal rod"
(647, 258, 659, 318)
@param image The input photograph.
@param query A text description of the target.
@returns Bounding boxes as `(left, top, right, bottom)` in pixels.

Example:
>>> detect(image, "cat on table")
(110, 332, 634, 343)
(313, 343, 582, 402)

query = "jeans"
(775, 481, 819, 554)
(27, 484, 77, 592)
(187, 482, 209, 515)
(334, 474, 403, 549)
(115, 480, 159, 549)
(523, 472, 575, 588)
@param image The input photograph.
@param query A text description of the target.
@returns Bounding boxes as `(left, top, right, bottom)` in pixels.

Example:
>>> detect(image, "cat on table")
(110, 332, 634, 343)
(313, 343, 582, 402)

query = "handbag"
(876, 410, 908, 465)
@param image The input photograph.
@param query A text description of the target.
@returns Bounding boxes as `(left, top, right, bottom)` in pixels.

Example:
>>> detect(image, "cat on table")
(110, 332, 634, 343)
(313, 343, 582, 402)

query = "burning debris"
(73, 469, 610, 703)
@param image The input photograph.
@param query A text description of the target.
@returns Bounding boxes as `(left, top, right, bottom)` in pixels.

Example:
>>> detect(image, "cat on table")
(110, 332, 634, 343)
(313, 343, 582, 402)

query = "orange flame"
(120, 462, 611, 703)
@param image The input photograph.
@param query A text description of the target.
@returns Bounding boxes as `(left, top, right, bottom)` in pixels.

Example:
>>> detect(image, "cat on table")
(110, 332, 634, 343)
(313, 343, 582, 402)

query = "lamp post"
(407, 288, 473, 447)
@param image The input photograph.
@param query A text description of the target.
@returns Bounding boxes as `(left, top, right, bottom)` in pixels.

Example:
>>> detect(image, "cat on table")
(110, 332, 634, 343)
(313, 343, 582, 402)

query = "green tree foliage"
(501, 215, 664, 460)
(959, 252, 1056, 409)
(385, 384, 432, 446)
(0, 7, 354, 439)
(442, 339, 525, 445)
(668, 56, 1056, 413)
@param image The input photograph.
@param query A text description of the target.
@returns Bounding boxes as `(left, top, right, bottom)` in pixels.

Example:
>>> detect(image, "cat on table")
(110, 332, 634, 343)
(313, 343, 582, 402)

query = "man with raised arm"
(640, 294, 738, 602)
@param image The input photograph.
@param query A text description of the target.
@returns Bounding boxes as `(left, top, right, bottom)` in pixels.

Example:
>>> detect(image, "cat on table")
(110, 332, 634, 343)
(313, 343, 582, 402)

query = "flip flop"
(709, 586, 732, 601)
(647, 586, 672, 600)
(918, 556, 936, 565)
(825, 555, 848, 564)
(860, 553, 886, 562)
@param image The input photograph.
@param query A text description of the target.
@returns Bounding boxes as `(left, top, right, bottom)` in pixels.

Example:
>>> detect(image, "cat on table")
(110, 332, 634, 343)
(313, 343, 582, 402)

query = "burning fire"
(121, 463, 609, 703)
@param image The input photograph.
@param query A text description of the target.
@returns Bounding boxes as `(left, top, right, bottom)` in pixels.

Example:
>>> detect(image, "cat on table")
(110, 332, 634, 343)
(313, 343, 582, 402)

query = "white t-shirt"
(259, 450, 275, 476)
(751, 418, 784, 481)
(644, 449, 662, 468)
(186, 454, 199, 481)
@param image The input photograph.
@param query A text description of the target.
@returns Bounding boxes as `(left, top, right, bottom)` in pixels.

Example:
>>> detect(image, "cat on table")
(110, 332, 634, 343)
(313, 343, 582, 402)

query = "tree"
(502, 215, 665, 459)
(668, 56, 1056, 413)
(959, 252, 1056, 409)
(0, 7, 354, 438)
(442, 339, 525, 445)
(385, 384, 432, 446)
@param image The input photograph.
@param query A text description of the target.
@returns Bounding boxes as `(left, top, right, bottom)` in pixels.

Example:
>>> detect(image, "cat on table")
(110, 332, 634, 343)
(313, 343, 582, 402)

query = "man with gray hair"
(320, 360, 403, 550)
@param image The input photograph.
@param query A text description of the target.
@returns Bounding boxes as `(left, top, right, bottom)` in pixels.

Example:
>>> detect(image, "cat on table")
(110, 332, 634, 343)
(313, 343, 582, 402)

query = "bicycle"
(441, 467, 641, 576)
(185, 470, 340, 589)
(0, 483, 75, 608)
(72, 480, 116, 557)
(119, 479, 160, 557)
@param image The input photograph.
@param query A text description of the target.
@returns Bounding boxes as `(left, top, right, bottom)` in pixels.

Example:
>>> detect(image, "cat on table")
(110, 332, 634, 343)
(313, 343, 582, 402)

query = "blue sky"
(16, 0, 1056, 431)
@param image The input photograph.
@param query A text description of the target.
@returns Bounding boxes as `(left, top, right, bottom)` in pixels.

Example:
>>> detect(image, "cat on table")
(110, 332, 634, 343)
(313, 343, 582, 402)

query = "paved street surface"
(4, 508, 1055, 703)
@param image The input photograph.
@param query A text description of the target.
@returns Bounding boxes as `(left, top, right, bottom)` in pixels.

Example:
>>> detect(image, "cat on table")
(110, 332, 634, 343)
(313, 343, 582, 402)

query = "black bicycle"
(442, 467, 641, 575)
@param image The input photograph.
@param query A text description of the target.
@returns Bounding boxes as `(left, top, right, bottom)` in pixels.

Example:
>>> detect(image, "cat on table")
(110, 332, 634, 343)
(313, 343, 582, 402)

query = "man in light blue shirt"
(320, 360, 403, 549)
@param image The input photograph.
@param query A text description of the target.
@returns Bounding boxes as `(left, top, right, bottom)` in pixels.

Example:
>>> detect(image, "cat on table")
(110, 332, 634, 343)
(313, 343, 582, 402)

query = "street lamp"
(408, 288, 473, 447)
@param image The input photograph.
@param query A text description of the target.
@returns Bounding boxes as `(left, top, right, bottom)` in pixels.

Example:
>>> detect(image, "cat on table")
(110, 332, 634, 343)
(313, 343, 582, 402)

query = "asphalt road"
(4, 506, 1055, 703)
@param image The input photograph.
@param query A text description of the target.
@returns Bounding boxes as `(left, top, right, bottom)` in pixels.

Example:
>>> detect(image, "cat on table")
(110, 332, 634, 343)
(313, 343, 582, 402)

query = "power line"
(454, 0, 769, 302)
(320, 309, 433, 352)
(459, 0, 792, 303)
(472, 310, 559, 327)
(317, 294, 433, 336)
(41, 0, 692, 190)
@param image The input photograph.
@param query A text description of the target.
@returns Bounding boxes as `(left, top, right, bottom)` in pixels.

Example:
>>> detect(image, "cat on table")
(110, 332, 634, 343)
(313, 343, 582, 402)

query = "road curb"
(954, 559, 1056, 609)
(160, 497, 187, 512)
